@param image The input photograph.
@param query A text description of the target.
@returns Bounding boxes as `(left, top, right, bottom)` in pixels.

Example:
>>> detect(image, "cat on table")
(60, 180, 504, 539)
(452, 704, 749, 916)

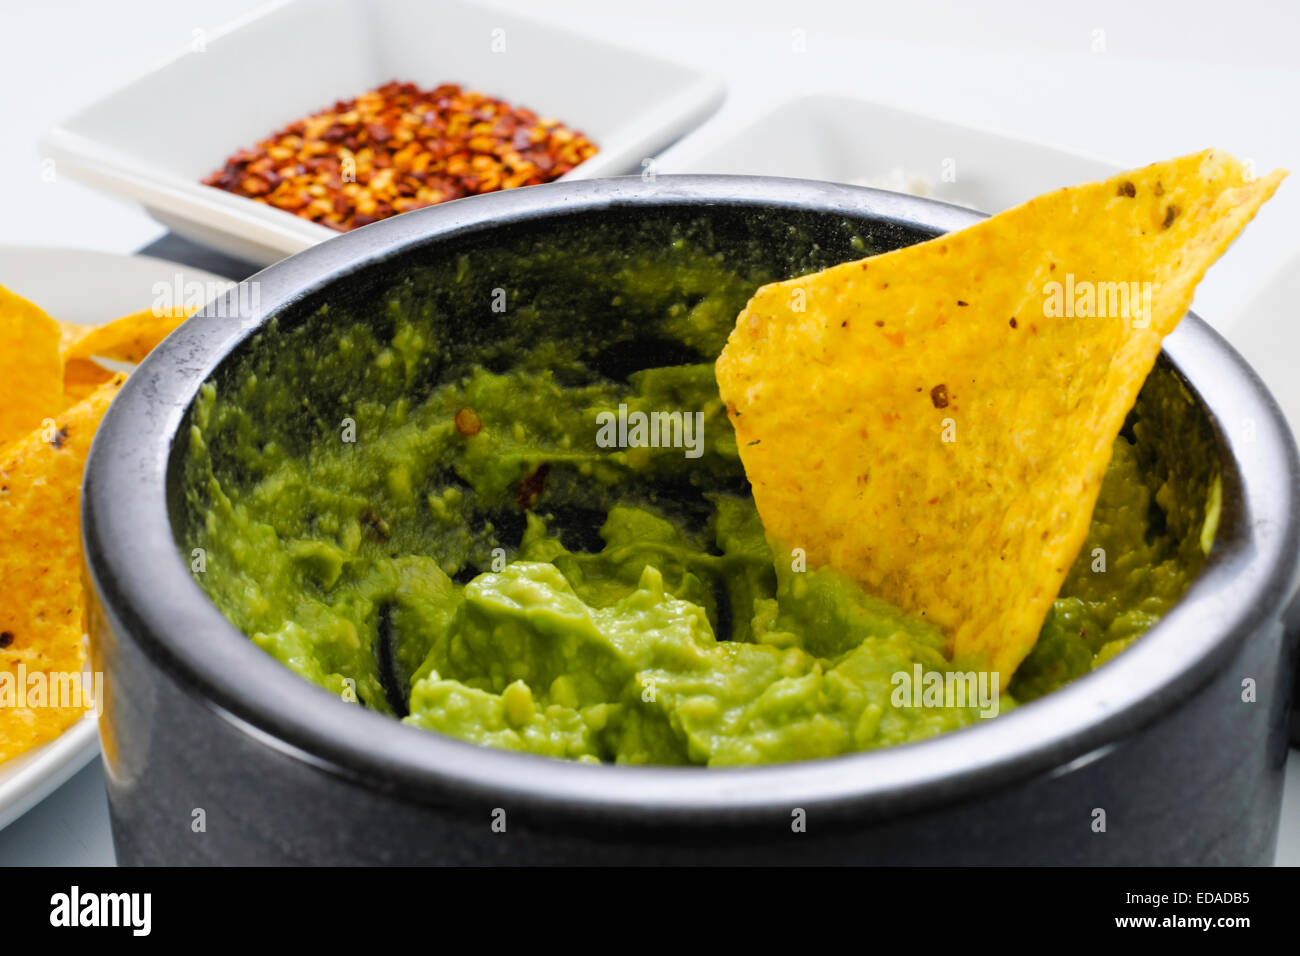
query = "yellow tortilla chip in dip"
(716, 150, 1283, 681)
(0, 287, 63, 451)
(0, 376, 125, 762)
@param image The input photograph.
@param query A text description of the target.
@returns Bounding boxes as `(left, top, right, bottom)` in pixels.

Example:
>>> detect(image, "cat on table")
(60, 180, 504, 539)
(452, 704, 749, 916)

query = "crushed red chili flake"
(203, 81, 599, 232)
(360, 505, 390, 541)
(515, 463, 550, 510)
(454, 407, 482, 436)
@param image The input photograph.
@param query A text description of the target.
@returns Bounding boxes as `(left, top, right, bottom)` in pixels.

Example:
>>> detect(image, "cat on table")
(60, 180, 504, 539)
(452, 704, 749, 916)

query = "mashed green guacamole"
(181, 214, 1219, 766)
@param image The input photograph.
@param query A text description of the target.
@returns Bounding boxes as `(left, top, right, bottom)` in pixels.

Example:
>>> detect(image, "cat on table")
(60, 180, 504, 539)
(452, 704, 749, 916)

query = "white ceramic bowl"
(659, 93, 1117, 213)
(40, 0, 725, 265)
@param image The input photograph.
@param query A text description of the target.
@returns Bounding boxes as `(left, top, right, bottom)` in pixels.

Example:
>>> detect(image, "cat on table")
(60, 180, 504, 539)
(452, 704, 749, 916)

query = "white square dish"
(40, 0, 725, 265)
(658, 93, 1118, 214)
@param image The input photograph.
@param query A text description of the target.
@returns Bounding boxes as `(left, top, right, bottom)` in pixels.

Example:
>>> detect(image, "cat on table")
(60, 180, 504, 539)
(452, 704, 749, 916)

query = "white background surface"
(0, 0, 1297, 865)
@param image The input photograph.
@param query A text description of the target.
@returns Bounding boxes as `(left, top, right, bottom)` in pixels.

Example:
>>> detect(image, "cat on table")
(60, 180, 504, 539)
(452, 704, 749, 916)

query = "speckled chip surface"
(716, 150, 1284, 680)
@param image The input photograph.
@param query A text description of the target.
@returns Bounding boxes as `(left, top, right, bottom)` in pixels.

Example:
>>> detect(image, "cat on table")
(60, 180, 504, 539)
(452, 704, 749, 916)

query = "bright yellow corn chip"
(61, 305, 193, 365)
(62, 357, 116, 406)
(0, 375, 125, 761)
(57, 320, 87, 353)
(0, 287, 63, 450)
(717, 150, 1283, 681)
(0, 292, 187, 763)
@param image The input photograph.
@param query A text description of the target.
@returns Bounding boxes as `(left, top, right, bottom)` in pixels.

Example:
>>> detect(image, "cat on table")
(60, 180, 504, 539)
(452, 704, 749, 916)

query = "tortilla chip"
(1, 296, 183, 763)
(61, 306, 193, 365)
(716, 150, 1283, 681)
(0, 375, 124, 762)
(58, 320, 88, 353)
(0, 287, 63, 450)
(62, 357, 116, 406)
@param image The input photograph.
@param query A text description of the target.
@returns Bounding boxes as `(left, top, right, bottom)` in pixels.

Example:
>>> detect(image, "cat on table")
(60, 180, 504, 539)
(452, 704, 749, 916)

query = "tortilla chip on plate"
(0, 287, 63, 451)
(0, 375, 125, 761)
(60, 306, 193, 365)
(62, 357, 117, 406)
